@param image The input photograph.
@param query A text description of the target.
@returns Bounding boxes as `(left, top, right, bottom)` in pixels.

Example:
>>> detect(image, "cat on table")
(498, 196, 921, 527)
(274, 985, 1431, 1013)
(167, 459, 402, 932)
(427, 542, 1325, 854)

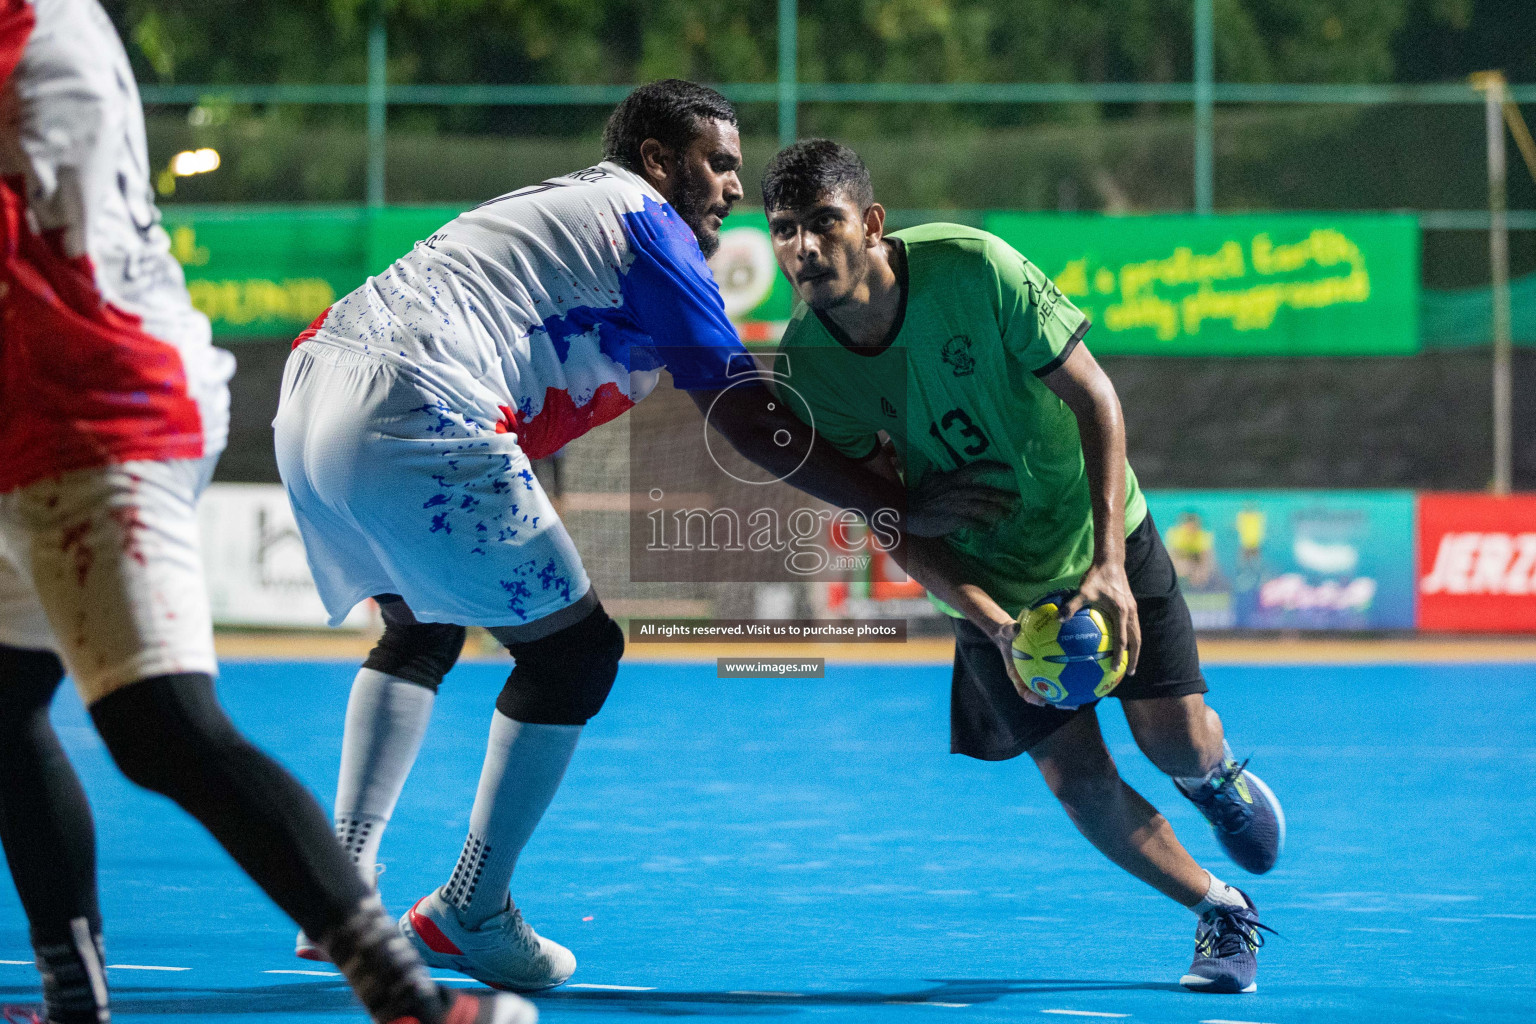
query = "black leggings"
(87, 672, 371, 941)
(0, 646, 98, 947)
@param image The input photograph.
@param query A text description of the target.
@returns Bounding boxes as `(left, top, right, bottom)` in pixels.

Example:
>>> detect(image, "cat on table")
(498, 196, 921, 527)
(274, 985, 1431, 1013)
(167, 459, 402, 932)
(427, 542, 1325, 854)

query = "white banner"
(198, 483, 375, 629)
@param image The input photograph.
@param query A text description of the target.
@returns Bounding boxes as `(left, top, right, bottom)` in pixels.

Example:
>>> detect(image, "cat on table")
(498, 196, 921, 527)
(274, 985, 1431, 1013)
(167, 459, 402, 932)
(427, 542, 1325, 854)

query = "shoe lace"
(495, 900, 541, 955)
(1201, 758, 1255, 832)
(1199, 902, 1277, 959)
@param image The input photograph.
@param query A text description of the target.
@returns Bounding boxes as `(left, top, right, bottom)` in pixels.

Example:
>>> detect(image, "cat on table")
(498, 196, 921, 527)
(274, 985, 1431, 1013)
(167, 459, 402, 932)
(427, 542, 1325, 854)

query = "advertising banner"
(983, 213, 1420, 356)
(162, 207, 1419, 355)
(1144, 490, 1417, 630)
(161, 205, 795, 342)
(198, 484, 375, 629)
(1417, 493, 1536, 632)
(707, 211, 795, 342)
(161, 206, 462, 338)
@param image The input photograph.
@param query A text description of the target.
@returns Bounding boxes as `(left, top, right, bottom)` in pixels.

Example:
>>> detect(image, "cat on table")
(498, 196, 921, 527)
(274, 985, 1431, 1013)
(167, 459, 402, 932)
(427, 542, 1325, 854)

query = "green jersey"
(777, 223, 1147, 617)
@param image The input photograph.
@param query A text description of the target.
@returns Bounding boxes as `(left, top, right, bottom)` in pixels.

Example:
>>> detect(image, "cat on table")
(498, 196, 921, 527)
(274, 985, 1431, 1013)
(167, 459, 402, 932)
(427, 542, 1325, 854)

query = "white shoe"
(400, 888, 576, 992)
(294, 928, 327, 961)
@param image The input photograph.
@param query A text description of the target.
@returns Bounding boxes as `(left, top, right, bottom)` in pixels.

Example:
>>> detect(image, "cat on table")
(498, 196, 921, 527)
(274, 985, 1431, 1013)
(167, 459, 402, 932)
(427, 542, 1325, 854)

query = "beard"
(671, 161, 728, 259)
(804, 241, 870, 312)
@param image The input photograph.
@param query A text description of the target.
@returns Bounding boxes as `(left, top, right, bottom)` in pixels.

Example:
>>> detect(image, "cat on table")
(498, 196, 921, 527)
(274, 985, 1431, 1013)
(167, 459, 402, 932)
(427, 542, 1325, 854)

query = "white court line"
(566, 983, 657, 991)
(107, 964, 189, 972)
(1201, 1019, 1278, 1024)
(883, 1001, 971, 1007)
(1041, 1012, 1129, 1019)
(429, 977, 480, 984)
(0, 960, 32, 965)
(265, 969, 340, 976)
(728, 991, 805, 997)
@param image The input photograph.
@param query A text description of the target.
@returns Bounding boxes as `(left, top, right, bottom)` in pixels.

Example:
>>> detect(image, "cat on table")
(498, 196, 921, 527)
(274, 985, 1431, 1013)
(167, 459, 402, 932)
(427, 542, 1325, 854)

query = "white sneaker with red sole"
(294, 928, 326, 961)
(400, 889, 575, 992)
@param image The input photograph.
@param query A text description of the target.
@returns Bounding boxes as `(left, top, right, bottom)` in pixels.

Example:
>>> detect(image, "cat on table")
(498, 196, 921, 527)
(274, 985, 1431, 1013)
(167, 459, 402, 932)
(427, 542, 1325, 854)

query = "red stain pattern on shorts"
(59, 519, 94, 588)
(107, 503, 148, 567)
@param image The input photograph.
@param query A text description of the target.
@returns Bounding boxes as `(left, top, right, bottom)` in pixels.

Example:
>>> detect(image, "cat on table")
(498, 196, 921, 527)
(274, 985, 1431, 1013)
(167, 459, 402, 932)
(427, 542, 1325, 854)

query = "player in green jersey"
(760, 140, 1285, 994)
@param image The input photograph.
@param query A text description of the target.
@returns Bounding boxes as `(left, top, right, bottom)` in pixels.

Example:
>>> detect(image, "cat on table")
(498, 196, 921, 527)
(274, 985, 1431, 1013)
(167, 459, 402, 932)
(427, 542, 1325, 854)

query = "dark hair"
(761, 139, 874, 212)
(602, 79, 737, 171)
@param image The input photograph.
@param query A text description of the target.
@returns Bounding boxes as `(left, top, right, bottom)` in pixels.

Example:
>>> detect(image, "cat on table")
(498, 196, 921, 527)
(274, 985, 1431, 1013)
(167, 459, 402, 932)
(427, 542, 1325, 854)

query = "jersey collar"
(595, 160, 668, 206)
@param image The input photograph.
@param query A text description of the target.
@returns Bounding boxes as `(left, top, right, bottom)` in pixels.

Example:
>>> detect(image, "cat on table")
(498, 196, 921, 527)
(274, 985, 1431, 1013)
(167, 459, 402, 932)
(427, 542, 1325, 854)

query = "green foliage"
(106, 0, 1535, 219)
(103, 0, 1523, 90)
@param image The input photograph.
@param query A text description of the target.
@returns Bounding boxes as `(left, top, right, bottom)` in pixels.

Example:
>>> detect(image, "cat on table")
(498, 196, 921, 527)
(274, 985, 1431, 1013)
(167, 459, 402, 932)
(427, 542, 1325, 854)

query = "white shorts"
(0, 456, 220, 703)
(274, 342, 590, 628)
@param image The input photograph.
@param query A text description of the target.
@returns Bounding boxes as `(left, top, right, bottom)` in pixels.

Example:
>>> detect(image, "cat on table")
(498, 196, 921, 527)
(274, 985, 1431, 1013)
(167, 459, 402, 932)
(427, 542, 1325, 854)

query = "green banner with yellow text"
(982, 213, 1419, 356)
(160, 206, 463, 339)
(161, 206, 1419, 354)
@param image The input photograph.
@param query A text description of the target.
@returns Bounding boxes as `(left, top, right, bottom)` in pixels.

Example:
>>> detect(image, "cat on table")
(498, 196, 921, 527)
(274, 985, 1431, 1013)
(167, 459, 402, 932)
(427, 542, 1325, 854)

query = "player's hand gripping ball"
(1010, 591, 1129, 709)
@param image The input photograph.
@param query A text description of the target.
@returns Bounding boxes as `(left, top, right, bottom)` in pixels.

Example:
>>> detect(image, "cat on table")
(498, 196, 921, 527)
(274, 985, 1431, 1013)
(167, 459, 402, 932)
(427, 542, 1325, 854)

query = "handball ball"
(1010, 591, 1129, 709)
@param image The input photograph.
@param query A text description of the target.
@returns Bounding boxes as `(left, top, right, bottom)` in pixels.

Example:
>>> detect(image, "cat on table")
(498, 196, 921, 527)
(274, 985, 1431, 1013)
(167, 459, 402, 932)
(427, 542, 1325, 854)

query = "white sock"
(332, 668, 436, 881)
(1175, 740, 1236, 790)
(442, 713, 582, 928)
(1191, 870, 1248, 916)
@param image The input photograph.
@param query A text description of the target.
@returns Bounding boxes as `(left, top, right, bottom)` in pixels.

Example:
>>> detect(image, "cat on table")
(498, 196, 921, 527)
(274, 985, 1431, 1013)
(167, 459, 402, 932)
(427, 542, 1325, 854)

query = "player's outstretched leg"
(1028, 704, 1268, 993)
(1123, 694, 1285, 875)
(297, 599, 463, 961)
(87, 671, 533, 1024)
(0, 646, 109, 1024)
(400, 597, 622, 992)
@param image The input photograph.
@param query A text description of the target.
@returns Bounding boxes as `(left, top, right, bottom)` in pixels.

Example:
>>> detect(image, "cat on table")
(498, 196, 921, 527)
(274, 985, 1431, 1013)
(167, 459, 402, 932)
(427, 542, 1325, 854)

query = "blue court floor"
(1, 656, 1533, 1023)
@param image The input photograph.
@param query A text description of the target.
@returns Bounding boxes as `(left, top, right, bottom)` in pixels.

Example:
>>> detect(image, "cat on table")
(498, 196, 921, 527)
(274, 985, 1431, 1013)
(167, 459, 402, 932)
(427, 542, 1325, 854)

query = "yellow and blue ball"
(1010, 591, 1129, 709)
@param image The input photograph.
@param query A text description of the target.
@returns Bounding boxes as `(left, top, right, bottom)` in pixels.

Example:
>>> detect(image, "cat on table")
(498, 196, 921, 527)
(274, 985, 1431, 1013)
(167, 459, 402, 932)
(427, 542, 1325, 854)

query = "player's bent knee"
(361, 603, 466, 692)
(495, 603, 624, 726)
(90, 672, 249, 795)
(0, 645, 66, 720)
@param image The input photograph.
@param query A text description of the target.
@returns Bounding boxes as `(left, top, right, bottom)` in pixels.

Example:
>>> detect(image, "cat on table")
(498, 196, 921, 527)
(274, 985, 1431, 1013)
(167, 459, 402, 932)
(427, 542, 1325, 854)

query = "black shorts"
(950, 513, 1208, 761)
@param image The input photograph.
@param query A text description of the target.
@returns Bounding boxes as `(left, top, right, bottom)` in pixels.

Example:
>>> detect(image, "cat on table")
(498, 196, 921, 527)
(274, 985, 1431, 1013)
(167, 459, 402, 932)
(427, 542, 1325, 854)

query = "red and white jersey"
(295, 161, 746, 458)
(0, 0, 233, 493)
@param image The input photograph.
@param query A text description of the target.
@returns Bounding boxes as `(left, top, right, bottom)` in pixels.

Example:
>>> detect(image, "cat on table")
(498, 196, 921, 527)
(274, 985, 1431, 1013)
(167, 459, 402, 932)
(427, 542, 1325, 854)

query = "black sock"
(87, 673, 451, 1024)
(0, 646, 109, 1024)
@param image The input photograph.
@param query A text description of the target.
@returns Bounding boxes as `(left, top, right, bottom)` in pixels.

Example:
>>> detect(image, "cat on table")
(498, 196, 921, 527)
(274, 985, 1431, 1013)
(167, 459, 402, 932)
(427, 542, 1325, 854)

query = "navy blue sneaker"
(1175, 758, 1286, 874)
(1180, 889, 1272, 994)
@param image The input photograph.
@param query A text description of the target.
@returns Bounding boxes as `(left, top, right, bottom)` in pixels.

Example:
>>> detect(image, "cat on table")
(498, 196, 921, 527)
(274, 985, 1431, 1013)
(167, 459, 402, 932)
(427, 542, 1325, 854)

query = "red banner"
(1417, 493, 1536, 631)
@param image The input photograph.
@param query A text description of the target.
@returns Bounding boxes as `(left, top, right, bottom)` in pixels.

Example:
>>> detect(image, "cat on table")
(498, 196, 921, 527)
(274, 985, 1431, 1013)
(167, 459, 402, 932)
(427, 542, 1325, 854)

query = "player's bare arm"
(882, 532, 1051, 705)
(1040, 343, 1141, 675)
(696, 387, 1016, 536)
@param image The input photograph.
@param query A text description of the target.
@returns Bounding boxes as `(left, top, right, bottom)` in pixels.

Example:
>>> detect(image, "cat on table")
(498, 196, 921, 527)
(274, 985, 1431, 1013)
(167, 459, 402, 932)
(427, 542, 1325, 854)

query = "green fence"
(135, 0, 1536, 225)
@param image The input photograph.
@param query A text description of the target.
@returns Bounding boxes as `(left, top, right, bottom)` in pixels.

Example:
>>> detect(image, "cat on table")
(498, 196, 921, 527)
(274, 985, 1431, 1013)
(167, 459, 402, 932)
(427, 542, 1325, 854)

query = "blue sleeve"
(618, 195, 748, 391)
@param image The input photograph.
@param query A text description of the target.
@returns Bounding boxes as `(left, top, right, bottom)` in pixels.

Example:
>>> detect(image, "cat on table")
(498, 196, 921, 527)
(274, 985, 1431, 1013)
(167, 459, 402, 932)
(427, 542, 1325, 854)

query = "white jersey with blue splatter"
(296, 161, 745, 458)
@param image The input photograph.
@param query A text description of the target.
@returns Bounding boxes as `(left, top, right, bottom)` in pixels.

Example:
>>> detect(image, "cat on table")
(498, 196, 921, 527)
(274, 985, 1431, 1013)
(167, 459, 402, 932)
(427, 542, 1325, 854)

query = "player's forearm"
(889, 535, 1015, 639)
(699, 388, 904, 523)
(1071, 384, 1128, 566)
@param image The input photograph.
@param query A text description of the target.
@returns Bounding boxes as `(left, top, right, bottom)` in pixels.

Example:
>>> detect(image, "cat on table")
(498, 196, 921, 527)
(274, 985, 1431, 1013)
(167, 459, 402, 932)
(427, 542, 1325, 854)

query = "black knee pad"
(495, 605, 624, 725)
(361, 601, 465, 692)
(89, 673, 250, 797)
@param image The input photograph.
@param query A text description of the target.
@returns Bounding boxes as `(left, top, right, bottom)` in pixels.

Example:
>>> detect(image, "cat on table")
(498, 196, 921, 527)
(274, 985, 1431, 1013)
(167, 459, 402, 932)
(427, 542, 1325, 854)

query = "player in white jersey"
(275, 80, 981, 991)
(0, 3, 532, 1022)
